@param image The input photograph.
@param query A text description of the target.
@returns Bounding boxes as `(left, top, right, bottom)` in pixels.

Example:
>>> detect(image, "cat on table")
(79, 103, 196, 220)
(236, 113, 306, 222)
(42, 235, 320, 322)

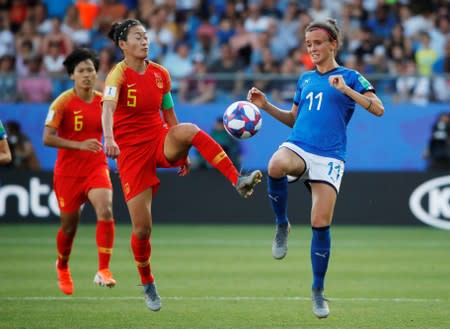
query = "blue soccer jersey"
(287, 67, 374, 161)
(0, 120, 7, 140)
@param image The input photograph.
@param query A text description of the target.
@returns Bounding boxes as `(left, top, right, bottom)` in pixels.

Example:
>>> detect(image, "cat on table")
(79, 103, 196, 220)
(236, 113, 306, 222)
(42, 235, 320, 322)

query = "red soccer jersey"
(45, 89, 108, 177)
(102, 60, 171, 147)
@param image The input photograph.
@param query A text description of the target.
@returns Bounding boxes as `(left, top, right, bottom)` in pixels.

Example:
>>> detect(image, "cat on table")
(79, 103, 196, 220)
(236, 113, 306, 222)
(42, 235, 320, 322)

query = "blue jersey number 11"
(306, 91, 323, 111)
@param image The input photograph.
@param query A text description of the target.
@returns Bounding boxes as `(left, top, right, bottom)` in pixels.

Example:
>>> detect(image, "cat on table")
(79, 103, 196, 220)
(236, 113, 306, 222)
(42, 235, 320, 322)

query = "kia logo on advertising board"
(409, 175, 450, 230)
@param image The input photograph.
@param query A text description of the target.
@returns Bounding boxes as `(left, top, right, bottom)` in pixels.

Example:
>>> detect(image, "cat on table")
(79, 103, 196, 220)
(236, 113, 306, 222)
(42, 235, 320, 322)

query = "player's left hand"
(80, 138, 102, 152)
(178, 156, 191, 176)
(329, 75, 347, 93)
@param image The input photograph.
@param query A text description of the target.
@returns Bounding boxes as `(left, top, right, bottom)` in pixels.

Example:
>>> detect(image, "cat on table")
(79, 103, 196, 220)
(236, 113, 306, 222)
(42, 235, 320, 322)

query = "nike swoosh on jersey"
(74, 111, 82, 114)
(127, 83, 136, 88)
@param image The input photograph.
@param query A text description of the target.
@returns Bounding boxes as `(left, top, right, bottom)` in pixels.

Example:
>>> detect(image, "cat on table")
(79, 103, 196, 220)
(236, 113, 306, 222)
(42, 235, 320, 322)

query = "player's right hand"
(177, 156, 191, 176)
(328, 74, 347, 92)
(104, 137, 120, 159)
(79, 138, 103, 152)
(247, 87, 267, 109)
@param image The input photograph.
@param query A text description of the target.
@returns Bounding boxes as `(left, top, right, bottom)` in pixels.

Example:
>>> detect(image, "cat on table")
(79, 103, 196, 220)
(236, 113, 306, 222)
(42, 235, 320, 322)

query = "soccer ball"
(223, 101, 262, 139)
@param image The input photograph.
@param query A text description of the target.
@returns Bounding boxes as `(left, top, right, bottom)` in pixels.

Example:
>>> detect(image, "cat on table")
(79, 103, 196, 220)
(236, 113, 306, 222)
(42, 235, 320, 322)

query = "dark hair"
(0, 54, 15, 65)
(108, 19, 142, 46)
(305, 18, 342, 50)
(21, 39, 33, 49)
(62, 48, 99, 75)
(5, 121, 21, 134)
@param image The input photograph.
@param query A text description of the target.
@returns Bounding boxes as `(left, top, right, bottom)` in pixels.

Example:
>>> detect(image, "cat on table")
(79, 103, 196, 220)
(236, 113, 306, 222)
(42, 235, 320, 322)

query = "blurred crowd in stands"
(0, 0, 448, 105)
(2, 120, 40, 170)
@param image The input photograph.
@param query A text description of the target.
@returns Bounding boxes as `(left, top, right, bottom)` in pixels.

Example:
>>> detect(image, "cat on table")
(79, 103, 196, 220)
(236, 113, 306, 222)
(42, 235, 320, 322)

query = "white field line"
(0, 296, 446, 303)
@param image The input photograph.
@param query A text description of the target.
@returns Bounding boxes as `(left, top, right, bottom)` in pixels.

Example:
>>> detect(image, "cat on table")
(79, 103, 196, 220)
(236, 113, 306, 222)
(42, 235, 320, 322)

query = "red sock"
(56, 229, 75, 269)
(96, 219, 115, 270)
(131, 233, 154, 284)
(192, 130, 239, 185)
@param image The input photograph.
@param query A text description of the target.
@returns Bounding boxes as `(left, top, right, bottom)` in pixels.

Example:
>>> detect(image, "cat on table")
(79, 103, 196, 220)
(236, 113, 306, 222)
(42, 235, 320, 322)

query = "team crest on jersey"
(154, 72, 163, 89)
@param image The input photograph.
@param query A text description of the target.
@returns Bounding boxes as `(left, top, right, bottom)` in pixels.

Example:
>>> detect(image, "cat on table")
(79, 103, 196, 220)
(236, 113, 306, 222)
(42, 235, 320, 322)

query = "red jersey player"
(102, 19, 262, 311)
(43, 48, 116, 295)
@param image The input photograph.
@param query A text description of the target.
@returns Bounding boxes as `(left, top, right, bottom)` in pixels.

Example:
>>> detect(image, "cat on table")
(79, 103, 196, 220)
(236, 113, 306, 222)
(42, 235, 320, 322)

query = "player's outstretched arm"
(247, 87, 297, 127)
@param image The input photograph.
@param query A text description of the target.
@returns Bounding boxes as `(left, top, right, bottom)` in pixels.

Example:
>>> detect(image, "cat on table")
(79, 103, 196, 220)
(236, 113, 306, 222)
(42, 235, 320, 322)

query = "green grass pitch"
(0, 224, 449, 329)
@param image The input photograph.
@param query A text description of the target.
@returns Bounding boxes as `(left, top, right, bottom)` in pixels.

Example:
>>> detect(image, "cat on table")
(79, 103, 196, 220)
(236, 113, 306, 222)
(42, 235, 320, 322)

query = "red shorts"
(54, 167, 112, 213)
(117, 127, 184, 202)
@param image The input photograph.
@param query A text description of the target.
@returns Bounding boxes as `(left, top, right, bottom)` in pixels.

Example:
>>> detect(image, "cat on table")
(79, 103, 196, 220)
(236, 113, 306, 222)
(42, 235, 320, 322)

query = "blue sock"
(267, 176, 288, 225)
(310, 226, 331, 290)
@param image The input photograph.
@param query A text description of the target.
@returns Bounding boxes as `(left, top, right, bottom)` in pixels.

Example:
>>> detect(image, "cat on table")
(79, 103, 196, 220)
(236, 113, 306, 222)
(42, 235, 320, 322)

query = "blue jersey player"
(247, 18, 384, 319)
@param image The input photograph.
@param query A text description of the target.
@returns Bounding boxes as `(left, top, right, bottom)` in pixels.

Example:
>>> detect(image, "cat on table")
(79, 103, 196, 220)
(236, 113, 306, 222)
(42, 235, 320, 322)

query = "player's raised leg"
(164, 123, 262, 197)
(235, 170, 263, 198)
(268, 175, 290, 259)
(190, 129, 262, 197)
(267, 147, 305, 259)
(127, 188, 161, 311)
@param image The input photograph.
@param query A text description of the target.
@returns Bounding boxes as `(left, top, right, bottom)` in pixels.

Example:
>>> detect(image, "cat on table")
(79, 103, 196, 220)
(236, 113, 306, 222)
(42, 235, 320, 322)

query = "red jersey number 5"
(127, 89, 137, 107)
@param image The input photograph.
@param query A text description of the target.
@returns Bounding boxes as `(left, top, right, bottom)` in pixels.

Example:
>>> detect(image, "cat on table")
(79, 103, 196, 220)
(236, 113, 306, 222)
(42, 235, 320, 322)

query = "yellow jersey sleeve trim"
(103, 62, 126, 103)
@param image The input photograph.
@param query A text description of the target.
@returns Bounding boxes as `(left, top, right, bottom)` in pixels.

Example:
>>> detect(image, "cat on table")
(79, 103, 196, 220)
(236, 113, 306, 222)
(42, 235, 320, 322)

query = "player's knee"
(268, 157, 288, 177)
(96, 205, 113, 220)
(61, 224, 77, 236)
(171, 123, 200, 143)
(133, 226, 152, 239)
(183, 123, 200, 141)
(311, 214, 332, 227)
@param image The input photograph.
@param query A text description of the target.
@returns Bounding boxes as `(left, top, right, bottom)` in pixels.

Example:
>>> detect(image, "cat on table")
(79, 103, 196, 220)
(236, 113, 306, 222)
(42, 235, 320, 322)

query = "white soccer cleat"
(235, 170, 263, 198)
(143, 282, 161, 311)
(312, 288, 330, 318)
(272, 222, 290, 259)
(93, 269, 116, 288)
